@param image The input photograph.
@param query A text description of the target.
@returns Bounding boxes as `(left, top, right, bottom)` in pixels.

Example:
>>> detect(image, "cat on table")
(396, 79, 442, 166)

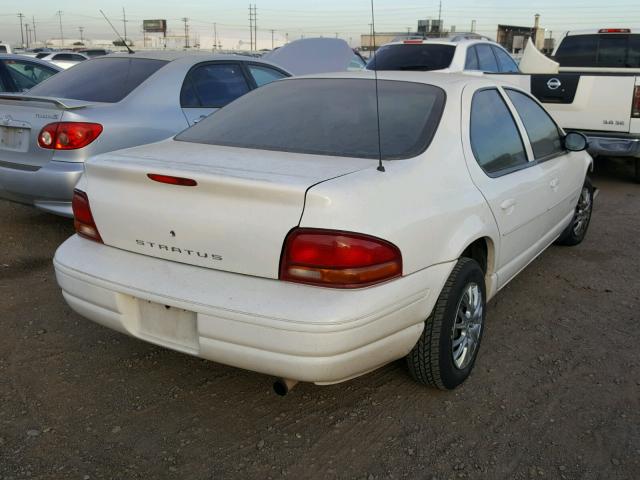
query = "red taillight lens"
(280, 228, 402, 288)
(38, 122, 103, 150)
(632, 86, 640, 118)
(72, 189, 102, 243)
(147, 173, 198, 186)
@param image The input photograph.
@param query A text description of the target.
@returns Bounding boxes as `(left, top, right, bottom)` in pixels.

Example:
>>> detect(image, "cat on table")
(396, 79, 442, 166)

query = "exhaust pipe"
(273, 378, 298, 396)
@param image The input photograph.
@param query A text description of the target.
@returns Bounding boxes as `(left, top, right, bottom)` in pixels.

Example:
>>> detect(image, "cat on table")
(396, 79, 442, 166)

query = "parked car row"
(1, 36, 596, 394)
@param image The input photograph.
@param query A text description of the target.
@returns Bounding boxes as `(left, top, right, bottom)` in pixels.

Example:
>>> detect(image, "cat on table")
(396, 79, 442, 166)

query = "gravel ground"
(1, 159, 639, 480)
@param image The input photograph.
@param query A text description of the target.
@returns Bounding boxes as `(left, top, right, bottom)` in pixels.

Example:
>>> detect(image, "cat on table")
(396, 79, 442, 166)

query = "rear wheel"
(555, 177, 593, 246)
(406, 258, 486, 390)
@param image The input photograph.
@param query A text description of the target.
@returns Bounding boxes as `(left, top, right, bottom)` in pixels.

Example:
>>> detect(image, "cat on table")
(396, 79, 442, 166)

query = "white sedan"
(53, 71, 593, 394)
(39, 51, 89, 69)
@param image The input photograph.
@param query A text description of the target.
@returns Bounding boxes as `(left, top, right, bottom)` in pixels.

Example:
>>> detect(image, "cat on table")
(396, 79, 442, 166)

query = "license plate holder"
(0, 125, 29, 152)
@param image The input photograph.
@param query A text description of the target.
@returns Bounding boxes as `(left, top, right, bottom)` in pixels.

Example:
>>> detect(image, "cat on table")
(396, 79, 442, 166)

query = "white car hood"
(264, 38, 358, 75)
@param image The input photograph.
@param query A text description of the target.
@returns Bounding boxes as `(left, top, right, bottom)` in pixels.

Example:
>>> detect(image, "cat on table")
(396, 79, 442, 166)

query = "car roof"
(105, 51, 290, 72)
(286, 69, 501, 91)
(383, 36, 498, 47)
(564, 28, 639, 36)
(0, 53, 64, 70)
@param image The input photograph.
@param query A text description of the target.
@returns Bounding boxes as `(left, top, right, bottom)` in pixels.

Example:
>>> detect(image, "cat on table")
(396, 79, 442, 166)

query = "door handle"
(500, 198, 517, 214)
(192, 115, 207, 124)
(550, 178, 559, 191)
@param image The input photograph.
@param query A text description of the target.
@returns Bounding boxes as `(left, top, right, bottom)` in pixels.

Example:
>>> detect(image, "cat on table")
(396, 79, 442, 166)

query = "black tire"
(406, 257, 486, 390)
(634, 158, 640, 184)
(555, 177, 594, 246)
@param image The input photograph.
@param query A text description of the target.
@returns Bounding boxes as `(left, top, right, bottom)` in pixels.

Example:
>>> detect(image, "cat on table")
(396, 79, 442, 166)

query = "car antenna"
(370, 0, 385, 173)
(99, 9, 134, 54)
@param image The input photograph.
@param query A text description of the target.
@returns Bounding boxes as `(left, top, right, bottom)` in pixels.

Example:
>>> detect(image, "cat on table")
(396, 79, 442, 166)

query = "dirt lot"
(1, 160, 639, 480)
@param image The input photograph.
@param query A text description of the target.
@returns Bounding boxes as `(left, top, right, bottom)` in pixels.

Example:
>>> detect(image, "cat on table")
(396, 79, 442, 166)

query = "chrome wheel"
(451, 283, 483, 370)
(572, 186, 592, 237)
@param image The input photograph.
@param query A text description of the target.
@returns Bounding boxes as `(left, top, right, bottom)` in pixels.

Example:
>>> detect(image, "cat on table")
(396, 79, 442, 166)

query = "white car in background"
(367, 34, 520, 73)
(39, 51, 89, 69)
(54, 72, 593, 395)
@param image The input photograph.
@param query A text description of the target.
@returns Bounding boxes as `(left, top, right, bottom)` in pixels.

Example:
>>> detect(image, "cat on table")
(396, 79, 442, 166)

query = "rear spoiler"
(0, 94, 91, 110)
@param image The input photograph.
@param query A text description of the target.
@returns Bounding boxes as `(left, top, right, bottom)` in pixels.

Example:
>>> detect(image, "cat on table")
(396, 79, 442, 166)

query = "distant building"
(359, 32, 409, 52)
(496, 14, 546, 54)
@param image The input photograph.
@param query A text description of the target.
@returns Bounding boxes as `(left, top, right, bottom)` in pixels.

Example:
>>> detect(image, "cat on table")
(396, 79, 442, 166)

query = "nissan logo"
(547, 78, 562, 90)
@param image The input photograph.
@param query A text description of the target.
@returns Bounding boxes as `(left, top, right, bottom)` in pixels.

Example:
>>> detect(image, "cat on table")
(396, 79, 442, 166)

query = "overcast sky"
(1, 0, 638, 48)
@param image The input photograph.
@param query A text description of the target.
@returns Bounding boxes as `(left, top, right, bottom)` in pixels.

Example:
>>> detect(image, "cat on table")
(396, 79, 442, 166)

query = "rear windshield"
(28, 57, 168, 102)
(555, 33, 640, 68)
(176, 78, 446, 160)
(367, 44, 455, 71)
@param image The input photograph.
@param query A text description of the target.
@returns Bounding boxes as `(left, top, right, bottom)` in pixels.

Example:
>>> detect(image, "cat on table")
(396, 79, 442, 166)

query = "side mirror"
(564, 132, 588, 152)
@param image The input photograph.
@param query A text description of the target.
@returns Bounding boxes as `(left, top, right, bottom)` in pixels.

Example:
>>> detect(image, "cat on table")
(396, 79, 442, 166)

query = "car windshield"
(176, 78, 446, 160)
(367, 44, 456, 71)
(28, 57, 168, 102)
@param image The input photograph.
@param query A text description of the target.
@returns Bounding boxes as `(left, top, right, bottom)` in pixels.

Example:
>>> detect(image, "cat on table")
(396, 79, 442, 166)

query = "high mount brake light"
(147, 173, 198, 186)
(38, 122, 103, 150)
(72, 189, 102, 243)
(279, 228, 402, 288)
(598, 28, 631, 33)
(632, 86, 640, 119)
(403, 40, 424, 44)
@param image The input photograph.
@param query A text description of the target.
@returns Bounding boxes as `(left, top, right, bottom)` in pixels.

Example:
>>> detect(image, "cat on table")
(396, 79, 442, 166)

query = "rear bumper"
(53, 235, 453, 384)
(583, 134, 640, 158)
(0, 160, 83, 216)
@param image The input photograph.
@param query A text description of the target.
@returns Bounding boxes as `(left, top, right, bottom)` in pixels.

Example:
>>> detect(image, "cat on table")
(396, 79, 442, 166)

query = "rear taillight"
(279, 228, 402, 288)
(147, 173, 198, 186)
(632, 86, 640, 118)
(72, 189, 102, 243)
(38, 122, 103, 150)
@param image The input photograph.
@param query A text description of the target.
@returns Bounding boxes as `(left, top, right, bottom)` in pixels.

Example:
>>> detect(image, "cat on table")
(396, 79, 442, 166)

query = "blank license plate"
(137, 301, 198, 351)
(0, 126, 29, 152)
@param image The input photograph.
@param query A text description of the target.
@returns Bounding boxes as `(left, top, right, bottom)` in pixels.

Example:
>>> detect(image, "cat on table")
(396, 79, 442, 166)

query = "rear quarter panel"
(300, 115, 500, 279)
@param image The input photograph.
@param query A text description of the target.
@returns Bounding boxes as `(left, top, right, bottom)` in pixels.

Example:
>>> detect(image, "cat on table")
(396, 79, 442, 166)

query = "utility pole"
(213, 23, 218, 51)
(438, 0, 442, 23)
(25, 24, 30, 48)
(122, 7, 127, 44)
(182, 17, 189, 48)
(471, 19, 476, 33)
(285, 32, 289, 43)
(56, 11, 64, 47)
(248, 5, 253, 50)
(79, 26, 84, 43)
(253, 5, 258, 50)
(32, 16, 37, 44)
(271, 29, 275, 49)
(17, 13, 25, 48)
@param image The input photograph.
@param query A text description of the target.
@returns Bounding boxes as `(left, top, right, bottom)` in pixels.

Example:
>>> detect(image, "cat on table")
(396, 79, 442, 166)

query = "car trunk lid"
(84, 139, 374, 279)
(0, 94, 91, 169)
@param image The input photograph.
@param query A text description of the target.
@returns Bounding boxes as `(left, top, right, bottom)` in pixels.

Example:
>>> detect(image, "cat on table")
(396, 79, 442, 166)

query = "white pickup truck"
(523, 29, 640, 181)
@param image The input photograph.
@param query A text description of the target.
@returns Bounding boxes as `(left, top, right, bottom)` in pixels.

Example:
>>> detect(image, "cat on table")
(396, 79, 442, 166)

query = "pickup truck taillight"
(72, 189, 102, 243)
(279, 228, 402, 288)
(38, 122, 103, 150)
(632, 86, 640, 118)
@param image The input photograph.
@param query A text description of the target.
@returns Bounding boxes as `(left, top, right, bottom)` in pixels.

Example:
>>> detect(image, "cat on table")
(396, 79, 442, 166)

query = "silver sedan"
(0, 52, 290, 216)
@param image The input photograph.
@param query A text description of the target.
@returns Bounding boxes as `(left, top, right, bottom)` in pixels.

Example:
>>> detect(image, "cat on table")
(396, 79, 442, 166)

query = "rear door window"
(181, 63, 250, 108)
(28, 57, 168, 102)
(505, 89, 563, 159)
(476, 44, 499, 72)
(247, 65, 287, 87)
(492, 47, 519, 73)
(367, 44, 456, 71)
(470, 89, 528, 175)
